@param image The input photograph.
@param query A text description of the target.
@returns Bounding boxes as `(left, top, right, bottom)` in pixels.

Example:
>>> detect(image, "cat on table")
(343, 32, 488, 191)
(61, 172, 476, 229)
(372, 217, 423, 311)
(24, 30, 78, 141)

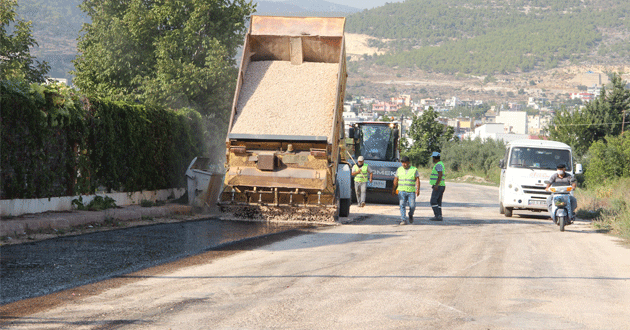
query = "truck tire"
(504, 207, 513, 217)
(499, 202, 505, 214)
(339, 198, 351, 217)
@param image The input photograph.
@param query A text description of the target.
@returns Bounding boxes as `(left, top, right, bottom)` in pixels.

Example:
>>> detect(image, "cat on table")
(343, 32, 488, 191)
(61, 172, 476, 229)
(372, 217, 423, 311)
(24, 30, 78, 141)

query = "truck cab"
(499, 139, 582, 217)
(348, 122, 402, 204)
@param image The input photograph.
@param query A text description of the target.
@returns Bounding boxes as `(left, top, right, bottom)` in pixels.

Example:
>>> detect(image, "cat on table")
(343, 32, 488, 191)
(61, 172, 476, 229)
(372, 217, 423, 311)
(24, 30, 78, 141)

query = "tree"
(404, 107, 455, 166)
(549, 74, 630, 158)
(397, 105, 414, 118)
(442, 137, 505, 182)
(584, 133, 630, 187)
(0, 0, 49, 82)
(72, 0, 255, 154)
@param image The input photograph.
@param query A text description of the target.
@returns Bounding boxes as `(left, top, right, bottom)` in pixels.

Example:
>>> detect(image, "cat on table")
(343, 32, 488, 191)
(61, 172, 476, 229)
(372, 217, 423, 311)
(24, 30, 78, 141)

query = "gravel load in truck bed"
(231, 61, 339, 140)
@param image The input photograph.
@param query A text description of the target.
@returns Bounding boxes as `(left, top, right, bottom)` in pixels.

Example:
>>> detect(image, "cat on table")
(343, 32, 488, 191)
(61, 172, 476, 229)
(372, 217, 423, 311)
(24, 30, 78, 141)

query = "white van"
(499, 139, 582, 217)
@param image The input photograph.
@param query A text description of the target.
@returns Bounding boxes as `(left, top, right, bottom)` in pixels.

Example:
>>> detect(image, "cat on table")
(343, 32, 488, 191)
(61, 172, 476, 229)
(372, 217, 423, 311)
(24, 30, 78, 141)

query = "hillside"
(13, 0, 630, 106)
(346, 0, 630, 75)
(259, 0, 359, 14)
(14, 0, 359, 83)
(14, 0, 88, 81)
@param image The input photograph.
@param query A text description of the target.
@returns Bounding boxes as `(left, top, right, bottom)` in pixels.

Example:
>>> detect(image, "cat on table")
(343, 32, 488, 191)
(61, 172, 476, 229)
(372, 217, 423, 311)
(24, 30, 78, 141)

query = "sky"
(264, 0, 404, 10)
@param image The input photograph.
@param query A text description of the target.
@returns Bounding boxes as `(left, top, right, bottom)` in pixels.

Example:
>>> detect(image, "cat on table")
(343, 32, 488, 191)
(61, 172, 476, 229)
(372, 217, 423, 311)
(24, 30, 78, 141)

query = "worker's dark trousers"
(430, 186, 446, 217)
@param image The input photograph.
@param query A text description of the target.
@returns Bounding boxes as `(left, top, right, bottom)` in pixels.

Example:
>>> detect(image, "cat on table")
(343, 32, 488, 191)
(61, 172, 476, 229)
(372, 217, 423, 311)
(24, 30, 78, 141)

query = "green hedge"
(1, 80, 206, 199)
(584, 133, 630, 187)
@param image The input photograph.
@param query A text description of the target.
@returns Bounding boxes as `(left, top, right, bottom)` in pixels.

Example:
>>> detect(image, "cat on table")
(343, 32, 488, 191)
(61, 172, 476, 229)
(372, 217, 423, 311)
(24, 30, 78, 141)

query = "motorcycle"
(546, 182, 575, 232)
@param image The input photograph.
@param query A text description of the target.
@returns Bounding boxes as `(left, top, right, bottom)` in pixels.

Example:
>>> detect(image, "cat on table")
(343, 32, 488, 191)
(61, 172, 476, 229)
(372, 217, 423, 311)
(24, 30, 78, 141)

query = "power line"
(552, 122, 625, 126)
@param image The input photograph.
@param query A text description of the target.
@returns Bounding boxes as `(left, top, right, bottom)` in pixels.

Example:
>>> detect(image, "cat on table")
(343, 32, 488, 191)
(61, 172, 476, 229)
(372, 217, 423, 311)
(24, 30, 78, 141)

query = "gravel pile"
(223, 205, 337, 223)
(231, 61, 339, 140)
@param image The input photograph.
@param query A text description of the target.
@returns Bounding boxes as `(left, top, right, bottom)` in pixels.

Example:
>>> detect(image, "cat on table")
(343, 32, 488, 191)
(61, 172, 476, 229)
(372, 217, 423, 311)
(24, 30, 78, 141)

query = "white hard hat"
(432, 152, 441, 157)
(357, 156, 364, 162)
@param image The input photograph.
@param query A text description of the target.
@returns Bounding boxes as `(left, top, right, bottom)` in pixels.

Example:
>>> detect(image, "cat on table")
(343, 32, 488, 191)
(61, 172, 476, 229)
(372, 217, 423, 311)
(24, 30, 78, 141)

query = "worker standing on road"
(351, 156, 373, 207)
(392, 156, 420, 225)
(429, 152, 446, 221)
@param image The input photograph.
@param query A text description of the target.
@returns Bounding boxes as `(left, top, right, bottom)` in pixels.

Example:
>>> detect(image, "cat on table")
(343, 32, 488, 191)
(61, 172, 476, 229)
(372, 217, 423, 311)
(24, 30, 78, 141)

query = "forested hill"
(13, 0, 357, 82)
(14, 0, 88, 80)
(346, 0, 630, 74)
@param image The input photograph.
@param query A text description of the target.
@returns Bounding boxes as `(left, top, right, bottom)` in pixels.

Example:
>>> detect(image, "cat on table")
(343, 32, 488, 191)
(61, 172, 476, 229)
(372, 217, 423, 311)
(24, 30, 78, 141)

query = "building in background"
(496, 111, 528, 134)
(528, 114, 552, 136)
(570, 92, 594, 102)
(464, 123, 529, 142)
(45, 78, 68, 85)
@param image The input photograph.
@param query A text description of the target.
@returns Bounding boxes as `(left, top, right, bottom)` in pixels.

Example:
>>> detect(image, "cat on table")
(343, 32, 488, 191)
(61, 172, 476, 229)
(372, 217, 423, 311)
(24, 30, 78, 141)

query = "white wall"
(496, 111, 528, 134)
(1, 188, 185, 217)
(466, 123, 529, 142)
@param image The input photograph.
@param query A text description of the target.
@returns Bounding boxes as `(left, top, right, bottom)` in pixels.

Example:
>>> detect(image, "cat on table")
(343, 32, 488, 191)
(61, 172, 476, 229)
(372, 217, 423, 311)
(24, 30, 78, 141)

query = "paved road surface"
(3, 182, 630, 329)
(1, 219, 309, 305)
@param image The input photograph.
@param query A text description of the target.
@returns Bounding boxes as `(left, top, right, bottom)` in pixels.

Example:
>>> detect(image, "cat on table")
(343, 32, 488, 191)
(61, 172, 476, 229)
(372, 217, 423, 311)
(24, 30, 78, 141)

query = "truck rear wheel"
(504, 207, 513, 217)
(339, 198, 351, 217)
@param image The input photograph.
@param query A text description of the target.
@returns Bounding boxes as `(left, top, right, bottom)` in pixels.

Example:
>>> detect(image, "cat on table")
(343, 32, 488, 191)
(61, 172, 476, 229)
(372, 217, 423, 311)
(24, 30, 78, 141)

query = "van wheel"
(504, 207, 513, 217)
(499, 202, 505, 214)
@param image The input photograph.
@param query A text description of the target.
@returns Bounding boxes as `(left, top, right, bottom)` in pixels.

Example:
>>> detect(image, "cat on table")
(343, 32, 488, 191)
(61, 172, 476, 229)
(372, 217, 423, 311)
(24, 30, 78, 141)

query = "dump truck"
(217, 15, 352, 222)
(347, 121, 402, 204)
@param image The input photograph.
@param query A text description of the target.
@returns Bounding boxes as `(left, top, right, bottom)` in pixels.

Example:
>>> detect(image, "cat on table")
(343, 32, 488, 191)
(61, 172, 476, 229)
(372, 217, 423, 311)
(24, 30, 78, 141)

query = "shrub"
(584, 133, 630, 187)
(1, 80, 207, 199)
(441, 137, 505, 184)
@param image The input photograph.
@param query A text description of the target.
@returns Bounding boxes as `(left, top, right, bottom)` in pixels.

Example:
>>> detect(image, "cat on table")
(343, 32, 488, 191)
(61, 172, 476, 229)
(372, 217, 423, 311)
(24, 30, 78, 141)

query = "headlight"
(554, 196, 567, 207)
(550, 187, 556, 192)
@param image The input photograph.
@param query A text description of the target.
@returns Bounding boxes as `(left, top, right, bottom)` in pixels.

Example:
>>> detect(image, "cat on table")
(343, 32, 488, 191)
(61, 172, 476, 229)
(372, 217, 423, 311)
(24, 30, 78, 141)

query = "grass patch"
(103, 216, 125, 227)
(575, 178, 630, 241)
(140, 199, 155, 207)
(72, 196, 117, 211)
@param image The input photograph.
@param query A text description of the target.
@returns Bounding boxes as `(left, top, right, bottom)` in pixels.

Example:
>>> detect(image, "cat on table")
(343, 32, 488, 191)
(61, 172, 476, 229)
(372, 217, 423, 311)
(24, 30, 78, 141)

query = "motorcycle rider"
(545, 164, 578, 222)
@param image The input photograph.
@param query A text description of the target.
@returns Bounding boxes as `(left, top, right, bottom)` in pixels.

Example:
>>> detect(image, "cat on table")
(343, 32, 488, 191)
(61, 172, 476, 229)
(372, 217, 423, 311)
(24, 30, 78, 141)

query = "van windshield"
(509, 147, 572, 171)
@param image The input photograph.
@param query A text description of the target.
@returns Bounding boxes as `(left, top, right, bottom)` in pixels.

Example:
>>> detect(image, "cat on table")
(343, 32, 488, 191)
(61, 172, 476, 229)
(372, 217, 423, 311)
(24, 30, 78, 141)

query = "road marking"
(455, 256, 492, 274)
(436, 301, 467, 315)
